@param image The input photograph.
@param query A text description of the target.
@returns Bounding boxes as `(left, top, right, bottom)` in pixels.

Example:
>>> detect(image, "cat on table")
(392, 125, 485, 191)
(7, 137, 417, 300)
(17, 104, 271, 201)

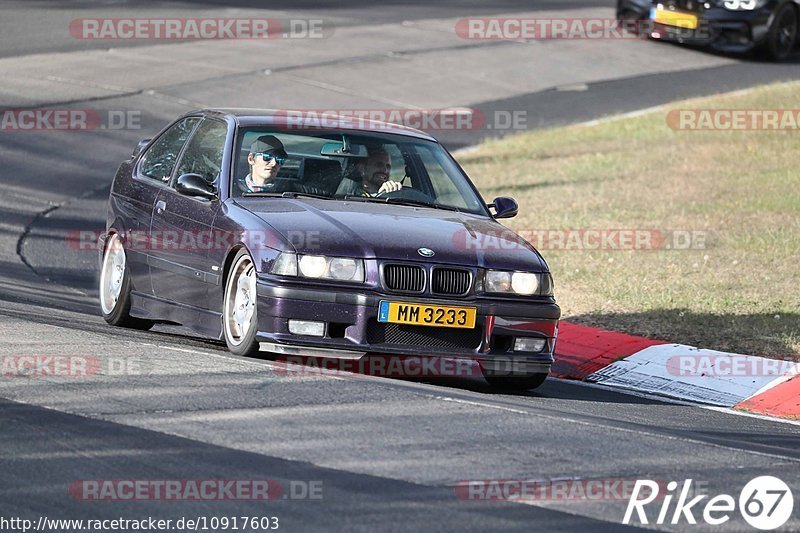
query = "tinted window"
(232, 129, 486, 215)
(139, 117, 200, 182)
(173, 119, 227, 186)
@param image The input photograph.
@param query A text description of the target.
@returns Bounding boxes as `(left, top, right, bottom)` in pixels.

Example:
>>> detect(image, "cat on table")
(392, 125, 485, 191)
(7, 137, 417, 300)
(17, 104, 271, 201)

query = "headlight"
(485, 270, 553, 296)
(271, 253, 365, 283)
(720, 0, 766, 10)
(329, 257, 359, 280)
(485, 271, 512, 293)
(299, 255, 328, 278)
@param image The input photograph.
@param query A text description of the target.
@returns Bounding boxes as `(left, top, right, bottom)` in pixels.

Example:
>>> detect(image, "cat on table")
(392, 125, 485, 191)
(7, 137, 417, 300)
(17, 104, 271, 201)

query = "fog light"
(288, 320, 326, 337)
(513, 337, 546, 353)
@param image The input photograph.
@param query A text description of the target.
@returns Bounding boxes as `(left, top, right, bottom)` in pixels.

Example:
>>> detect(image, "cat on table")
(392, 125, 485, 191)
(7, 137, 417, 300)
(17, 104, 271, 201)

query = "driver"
(335, 145, 403, 197)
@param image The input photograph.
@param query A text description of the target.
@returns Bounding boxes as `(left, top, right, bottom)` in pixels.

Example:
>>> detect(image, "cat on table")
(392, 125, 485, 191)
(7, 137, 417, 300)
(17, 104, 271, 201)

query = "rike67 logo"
(624, 477, 794, 530)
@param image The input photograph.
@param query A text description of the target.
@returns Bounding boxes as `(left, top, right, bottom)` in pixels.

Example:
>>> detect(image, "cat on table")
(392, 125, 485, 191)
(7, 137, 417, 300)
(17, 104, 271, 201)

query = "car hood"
(238, 198, 547, 271)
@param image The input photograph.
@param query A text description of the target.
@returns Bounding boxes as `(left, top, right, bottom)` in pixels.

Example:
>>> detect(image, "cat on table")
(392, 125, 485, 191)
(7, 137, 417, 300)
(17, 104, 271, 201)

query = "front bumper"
(255, 279, 560, 373)
(648, 5, 773, 52)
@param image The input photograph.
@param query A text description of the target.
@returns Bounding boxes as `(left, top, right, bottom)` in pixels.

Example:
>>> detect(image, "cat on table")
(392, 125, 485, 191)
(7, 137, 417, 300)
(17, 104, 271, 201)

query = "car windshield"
(231, 129, 488, 215)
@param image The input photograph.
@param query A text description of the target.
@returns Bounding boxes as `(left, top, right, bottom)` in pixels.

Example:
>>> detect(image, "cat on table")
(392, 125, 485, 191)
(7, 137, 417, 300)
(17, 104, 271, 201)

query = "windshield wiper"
(385, 198, 460, 212)
(341, 195, 385, 203)
(242, 191, 332, 200)
(341, 195, 459, 212)
(280, 191, 333, 200)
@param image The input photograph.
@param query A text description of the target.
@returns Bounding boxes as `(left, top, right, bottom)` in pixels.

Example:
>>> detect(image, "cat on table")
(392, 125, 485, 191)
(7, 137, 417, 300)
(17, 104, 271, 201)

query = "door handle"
(155, 200, 166, 214)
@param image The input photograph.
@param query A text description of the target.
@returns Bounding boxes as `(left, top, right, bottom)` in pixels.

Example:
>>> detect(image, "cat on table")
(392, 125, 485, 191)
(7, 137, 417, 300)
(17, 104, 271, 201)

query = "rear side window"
(173, 119, 228, 186)
(139, 117, 200, 182)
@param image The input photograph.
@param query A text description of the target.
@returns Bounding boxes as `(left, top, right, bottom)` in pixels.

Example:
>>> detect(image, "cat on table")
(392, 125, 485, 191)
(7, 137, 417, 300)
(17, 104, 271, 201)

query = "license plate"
(378, 301, 477, 329)
(650, 7, 698, 30)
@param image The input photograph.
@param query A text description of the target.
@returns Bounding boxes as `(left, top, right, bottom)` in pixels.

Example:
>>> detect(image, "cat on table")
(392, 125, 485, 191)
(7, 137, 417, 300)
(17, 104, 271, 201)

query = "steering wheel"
(376, 187, 434, 203)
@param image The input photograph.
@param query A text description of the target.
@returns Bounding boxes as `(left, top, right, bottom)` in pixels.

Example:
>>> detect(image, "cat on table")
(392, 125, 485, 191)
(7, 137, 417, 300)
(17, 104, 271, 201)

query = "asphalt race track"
(1, 1, 799, 531)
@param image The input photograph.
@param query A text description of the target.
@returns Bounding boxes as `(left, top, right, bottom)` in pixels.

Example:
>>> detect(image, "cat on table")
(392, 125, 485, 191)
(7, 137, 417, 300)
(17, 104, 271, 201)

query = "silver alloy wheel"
(100, 233, 126, 315)
(224, 254, 257, 346)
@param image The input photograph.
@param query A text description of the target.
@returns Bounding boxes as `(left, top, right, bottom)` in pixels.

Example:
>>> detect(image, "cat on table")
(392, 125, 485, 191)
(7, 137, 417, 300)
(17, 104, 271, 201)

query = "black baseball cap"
(250, 135, 287, 157)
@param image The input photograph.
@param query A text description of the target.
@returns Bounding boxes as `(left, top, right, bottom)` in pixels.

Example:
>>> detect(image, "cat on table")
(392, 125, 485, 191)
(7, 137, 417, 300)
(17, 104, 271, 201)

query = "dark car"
(618, 0, 798, 59)
(99, 109, 560, 390)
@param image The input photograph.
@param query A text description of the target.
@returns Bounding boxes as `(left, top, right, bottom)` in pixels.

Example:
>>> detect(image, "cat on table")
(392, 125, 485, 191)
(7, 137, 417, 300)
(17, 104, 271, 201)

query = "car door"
(149, 117, 227, 311)
(126, 116, 201, 294)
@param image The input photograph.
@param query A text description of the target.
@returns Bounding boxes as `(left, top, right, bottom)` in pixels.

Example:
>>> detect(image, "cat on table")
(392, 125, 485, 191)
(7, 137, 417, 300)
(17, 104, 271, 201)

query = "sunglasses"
(254, 152, 286, 165)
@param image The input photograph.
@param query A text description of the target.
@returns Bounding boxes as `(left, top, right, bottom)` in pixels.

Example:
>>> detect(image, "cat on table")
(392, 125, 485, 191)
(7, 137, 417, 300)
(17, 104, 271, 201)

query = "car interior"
(235, 147, 346, 196)
(230, 131, 478, 213)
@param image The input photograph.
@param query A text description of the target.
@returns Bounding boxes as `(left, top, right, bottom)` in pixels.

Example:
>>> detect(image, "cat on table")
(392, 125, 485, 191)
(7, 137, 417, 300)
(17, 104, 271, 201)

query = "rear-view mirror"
(320, 142, 367, 158)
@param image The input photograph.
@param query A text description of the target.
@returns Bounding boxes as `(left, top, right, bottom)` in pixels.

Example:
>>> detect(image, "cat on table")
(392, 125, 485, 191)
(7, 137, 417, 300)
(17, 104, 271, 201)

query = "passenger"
(335, 145, 403, 197)
(237, 135, 288, 194)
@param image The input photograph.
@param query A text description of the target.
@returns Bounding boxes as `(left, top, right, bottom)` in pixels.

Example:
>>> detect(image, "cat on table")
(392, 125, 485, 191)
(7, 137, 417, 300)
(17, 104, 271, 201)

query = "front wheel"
(99, 233, 153, 330)
(766, 4, 798, 60)
(482, 373, 549, 391)
(223, 250, 261, 356)
(616, 9, 646, 34)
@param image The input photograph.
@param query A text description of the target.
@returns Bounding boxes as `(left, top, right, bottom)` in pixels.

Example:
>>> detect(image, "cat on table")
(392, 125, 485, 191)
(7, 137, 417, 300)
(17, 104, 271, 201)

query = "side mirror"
(489, 196, 518, 219)
(132, 138, 151, 158)
(176, 173, 216, 199)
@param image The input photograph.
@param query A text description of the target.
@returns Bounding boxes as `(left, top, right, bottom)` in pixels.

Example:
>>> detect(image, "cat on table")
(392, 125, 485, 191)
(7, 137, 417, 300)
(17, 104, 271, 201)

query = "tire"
(99, 233, 154, 330)
(222, 249, 261, 356)
(766, 3, 798, 60)
(617, 8, 643, 22)
(482, 373, 549, 391)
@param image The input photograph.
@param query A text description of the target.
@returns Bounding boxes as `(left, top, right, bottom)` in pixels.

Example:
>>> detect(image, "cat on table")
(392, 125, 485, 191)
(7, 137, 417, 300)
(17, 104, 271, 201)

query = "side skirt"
(130, 291, 223, 340)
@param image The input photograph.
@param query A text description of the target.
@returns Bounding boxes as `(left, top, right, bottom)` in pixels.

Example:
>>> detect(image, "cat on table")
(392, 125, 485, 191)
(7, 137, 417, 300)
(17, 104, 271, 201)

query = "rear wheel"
(766, 3, 798, 60)
(482, 372, 549, 391)
(223, 250, 260, 356)
(99, 233, 154, 330)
